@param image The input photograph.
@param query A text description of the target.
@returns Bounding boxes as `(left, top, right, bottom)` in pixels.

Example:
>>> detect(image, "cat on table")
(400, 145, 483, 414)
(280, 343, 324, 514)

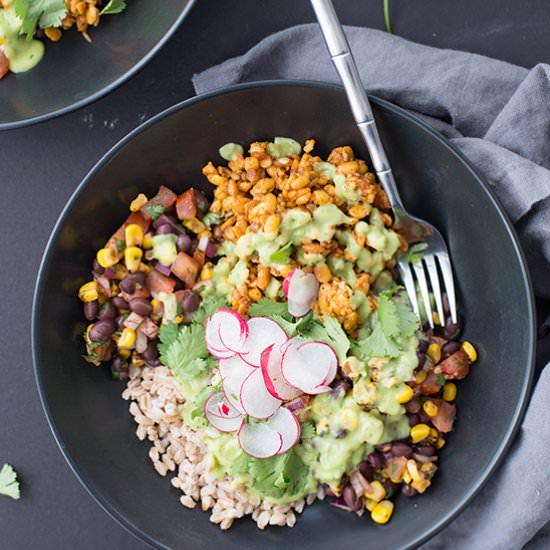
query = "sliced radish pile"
(238, 406, 300, 458)
(205, 308, 248, 358)
(283, 269, 319, 318)
(204, 392, 244, 432)
(261, 344, 302, 401)
(239, 317, 288, 367)
(282, 340, 337, 394)
(219, 355, 255, 415)
(238, 422, 283, 458)
(240, 368, 282, 419)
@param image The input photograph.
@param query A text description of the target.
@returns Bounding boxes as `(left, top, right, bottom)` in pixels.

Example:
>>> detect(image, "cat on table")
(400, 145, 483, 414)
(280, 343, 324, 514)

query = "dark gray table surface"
(2, 1, 549, 549)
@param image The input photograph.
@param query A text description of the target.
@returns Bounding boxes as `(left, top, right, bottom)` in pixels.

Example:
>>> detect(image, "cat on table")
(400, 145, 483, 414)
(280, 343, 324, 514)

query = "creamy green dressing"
(267, 137, 302, 158)
(219, 143, 244, 162)
(314, 161, 361, 204)
(0, 8, 44, 74)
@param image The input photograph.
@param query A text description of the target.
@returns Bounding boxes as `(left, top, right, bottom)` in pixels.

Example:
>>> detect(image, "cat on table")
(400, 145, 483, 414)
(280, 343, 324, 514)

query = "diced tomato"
(419, 372, 444, 395)
(146, 270, 176, 295)
(0, 51, 9, 79)
(174, 289, 193, 303)
(383, 456, 408, 481)
(106, 211, 151, 253)
(437, 350, 470, 380)
(176, 189, 198, 220)
(141, 185, 178, 220)
(430, 399, 456, 433)
(138, 318, 159, 339)
(171, 252, 200, 288)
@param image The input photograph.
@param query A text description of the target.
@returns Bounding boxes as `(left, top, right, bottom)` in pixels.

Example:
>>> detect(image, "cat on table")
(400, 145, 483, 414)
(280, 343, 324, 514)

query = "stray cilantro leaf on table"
(0, 464, 20, 500)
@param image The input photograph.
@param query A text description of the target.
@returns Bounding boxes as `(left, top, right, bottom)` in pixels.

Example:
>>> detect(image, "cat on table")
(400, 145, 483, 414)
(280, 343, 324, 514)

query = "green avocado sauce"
(0, 7, 45, 74)
(219, 143, 244, 162)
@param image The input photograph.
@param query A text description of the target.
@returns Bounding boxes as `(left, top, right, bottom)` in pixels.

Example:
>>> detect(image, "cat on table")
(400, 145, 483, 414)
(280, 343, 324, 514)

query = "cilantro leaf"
(15, 0, 67, 39)
(115, 238, 125, 254)
(157, 323, 181, 358)
(358, 323, 400, 358)
(300, 421, 316, 440)
(377, 293, 400, 339)
(248, 298, 289, 318)
(192, 294, 228, 326)
(436, 375, 446, 386)
(322, 316, 350, 363)
(402, 242, 428, 264)
(394, 300, 419, 338)
(0, 464, 20, 500)
(202, 212, 222, 229)
(100, 0, 127, 15)
(269, 242, 293, 265)
(145, 204, 165, 221)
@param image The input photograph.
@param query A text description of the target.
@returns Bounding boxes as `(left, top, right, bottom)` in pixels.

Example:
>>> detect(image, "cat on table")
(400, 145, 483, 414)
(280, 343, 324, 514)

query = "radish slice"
(266, 407, 301, 454)
(206, 343, 236, 360)
(260, 344, 302, 401)
(281, 340, 338, 394)
(239, 317, 288, 367)
(284, 269, 319, 318)
(205, 314, 235, 358)
(217, 308, 249, 353)
(238, 422, 283, 458)
(220, 357, 255, 415)
(204, 392, 244, 432)
(240, 368, 282, 419)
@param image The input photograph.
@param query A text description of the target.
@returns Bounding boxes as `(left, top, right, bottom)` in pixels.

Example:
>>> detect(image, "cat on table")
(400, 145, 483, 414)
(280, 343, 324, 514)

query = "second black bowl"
(32, 82, 535, 549)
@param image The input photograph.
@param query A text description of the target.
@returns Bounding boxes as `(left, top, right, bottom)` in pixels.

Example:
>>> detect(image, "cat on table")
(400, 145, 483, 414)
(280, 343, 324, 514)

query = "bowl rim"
(31, 80, 536, 550)
(0, 0, 196, 131)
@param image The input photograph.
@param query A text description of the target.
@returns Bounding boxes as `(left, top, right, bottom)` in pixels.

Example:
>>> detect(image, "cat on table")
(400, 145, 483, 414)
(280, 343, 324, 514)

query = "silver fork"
(311, 0, 457, 328)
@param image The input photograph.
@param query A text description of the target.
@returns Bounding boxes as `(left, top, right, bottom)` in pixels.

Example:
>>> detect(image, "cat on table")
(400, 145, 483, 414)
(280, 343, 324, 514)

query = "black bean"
(408, 413, 421, 427)
(416, 352, 426, 370)
(142, 343, 159, 364)
(129, 298, 153, 316)
(156, 223, 176, 235)
(89, 320, 116, 342)
(418, 339, 429, 353)
(93, 259, 104, 274)
(335, 429, 347, 439)
(358, 460, 374, 481)
(415, 445, 436, 456)
(115, 315, 127, 331)
(442, 341, 460, 357)
(111, 356, 127, 372)
(112, 295, 129, 310)
(405, 399, 421, 414)
(443, 316, 463, 340)
(182, 292, 200, 313)
(401, 484, 418, 497)
(97, 302, 117, 320)
(382, 479, 399, 498)
(120, 272, 146, 294)
(83, 300, 99, 321)
(442, 293, 450, 315)
(194, 189, 209, 213)
(331, 380, 351, 398)
(205, 242, 217, 258)
(391, 442, 413, 458)
(176, 234, 192, 253)
(343, 485, 361, 511)
(367, 451, 385, 469)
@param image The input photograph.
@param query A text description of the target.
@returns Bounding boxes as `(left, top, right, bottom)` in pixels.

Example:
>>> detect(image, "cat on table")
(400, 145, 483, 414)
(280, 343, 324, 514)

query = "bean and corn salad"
(0, 0, 127, 79)
(78, 138, 478, 527)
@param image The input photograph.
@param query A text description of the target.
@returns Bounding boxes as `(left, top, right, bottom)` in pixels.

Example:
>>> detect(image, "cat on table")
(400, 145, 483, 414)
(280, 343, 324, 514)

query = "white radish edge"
(220, 356, 256, 415)
(260, 344, 302, 401)
(217, 308, 249, 354)
(287, 298, 312, 318)
(238, 422, 283, 458)
(239, 368, 282, 419)
(204, 392, 242, 420)
(266, 407, 301, 455)
(239, 316, 288, 367)
(204, 393, 244, 432)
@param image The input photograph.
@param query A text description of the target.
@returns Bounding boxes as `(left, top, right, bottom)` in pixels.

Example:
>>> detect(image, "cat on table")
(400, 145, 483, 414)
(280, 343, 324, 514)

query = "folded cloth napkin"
(193, 24, 550, 549)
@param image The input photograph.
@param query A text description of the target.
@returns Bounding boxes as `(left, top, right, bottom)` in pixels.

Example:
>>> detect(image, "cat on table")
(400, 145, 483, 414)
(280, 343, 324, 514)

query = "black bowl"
(32, 82, 535, 549)
(0, 0, 195, 130)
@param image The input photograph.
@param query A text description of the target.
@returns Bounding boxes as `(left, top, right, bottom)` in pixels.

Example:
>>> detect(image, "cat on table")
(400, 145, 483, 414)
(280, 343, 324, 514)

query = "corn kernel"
(248, 287, 263, 301)
(78, 281, 98, 302)
(371, 500, 394, 525)
(125, 224, 143, 247)
(142, 233, 154, 249)
(200, 263, 214, 281)
(427, 343, 441, 364)
(365, 480, 386, 503)
(130, 193, 148, 212)
(396, 384, 414, 404)
(118, 349, 131, 360)
(173, 314, 184, 324)
(410, 423, 431, 444)
(403, 471, 412, 484)
(184, 218, 206, 234)
(198, 230, 212, 239)
(96, 248, 119, 268)
(443, 382, 457, 402)
(118, 328, 136, 348)
(264, 214, 281, 234)
(429, 428, 439, 440)
(437, 437, 446, 449)
(461, 341, 477, 362)
(415, 370, 427, 384)
(433, 311, 441, 326)
(364, 498, 377, 512)
(422, 400, 439, 417)
(124, 246, 143, 272)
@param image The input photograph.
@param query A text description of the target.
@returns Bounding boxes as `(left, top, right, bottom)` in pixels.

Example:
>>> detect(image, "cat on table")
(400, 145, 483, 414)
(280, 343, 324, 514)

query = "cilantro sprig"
(0, 464, 20, 500)
(15, 0, 67, 39)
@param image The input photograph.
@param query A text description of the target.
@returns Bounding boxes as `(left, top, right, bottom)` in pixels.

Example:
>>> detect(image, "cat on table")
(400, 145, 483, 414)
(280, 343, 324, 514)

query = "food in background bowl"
(0, 0, 127, 78)
(77, 138, 477, 530)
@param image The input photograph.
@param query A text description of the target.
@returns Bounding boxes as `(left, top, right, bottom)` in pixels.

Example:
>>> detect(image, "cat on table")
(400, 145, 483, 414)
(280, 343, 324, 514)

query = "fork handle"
(310, 0, 405, 213)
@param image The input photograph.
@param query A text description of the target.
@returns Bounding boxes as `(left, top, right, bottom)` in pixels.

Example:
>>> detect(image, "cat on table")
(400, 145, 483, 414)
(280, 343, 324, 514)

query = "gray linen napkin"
(193, 24, 550, 549)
